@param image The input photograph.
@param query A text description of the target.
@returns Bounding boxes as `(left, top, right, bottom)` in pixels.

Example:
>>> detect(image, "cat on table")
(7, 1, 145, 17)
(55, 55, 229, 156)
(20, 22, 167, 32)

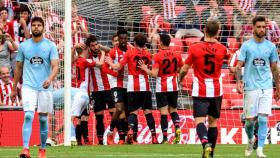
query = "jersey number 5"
(204, 54, 215, 74)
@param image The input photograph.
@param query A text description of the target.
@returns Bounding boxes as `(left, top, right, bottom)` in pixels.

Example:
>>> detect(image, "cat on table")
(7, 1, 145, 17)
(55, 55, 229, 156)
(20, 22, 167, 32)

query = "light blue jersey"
(16, 38, 58, 90)
(238, 38, 279, 90)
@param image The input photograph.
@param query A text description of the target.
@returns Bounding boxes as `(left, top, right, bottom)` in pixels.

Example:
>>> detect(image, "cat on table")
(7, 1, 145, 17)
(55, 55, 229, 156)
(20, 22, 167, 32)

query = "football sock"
(128, 113, 137, 130)
(118, 119, 125, 141)
(245, 120, 255, 140)
(161, 115, 168, 141)
(208, 127, 218, 156)
(145, 113, 156, 137)
(133, 118, 138, 141)
(258, 115, 268, 148)
(96, 115, 104, 144)
(75, 124, 82, 143)
(196, 123, 208, 147)
(81, 121, 89, 141)
(39, 115, 48, 149)
(170, 112, 180, 129)
(23, 111, 34, 149)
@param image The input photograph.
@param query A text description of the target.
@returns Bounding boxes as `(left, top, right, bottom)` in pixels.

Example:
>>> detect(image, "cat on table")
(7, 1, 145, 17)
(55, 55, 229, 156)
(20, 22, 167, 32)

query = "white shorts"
(71, 91, 89, 117)
(243, 89, 273, 118)
(22, 87, 53, 113)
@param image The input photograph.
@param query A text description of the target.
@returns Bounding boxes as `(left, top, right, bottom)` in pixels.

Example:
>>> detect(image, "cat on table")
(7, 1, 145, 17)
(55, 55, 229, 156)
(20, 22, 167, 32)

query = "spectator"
(71, 3, 88, 46)
(2, 0, 13, 20)
(201, 0, 229, 45)
(0, 7, 10, 32)
(0, 28, 18, 70)
(0, 66, 21, 106)
(172, 1, 204, 38)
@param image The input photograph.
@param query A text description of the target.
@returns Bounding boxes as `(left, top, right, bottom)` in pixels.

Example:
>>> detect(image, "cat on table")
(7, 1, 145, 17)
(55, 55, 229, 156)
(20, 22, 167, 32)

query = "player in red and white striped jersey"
(71, 42, 105, 145)
(71, 5, 88, 47)
(106, 29, 131, 144)
(0, 66, 20, 106)
(180, 20, 229, 158)
(107, 33, 158, 144)
(82, 35, 116, 145)
(139, 33, 183, 144)
(162, 0, 177, 20)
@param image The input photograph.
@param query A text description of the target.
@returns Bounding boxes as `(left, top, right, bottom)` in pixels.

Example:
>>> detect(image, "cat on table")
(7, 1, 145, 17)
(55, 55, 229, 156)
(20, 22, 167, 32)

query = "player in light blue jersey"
(11, 17, 59, 158)
(236, 16, 280, 158)
(53, 87, 89, 145)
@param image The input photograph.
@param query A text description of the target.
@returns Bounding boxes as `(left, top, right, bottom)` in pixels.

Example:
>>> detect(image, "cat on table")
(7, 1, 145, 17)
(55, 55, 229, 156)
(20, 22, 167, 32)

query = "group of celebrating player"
(13, 12, 279, 158)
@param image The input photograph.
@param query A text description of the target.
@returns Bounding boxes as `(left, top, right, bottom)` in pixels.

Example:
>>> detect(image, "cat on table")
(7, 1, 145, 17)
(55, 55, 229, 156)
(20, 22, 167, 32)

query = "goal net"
(0, 0, 280, 146)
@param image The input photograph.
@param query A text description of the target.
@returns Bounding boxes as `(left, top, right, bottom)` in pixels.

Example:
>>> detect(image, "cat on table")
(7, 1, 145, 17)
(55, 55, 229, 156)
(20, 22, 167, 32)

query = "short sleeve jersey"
(152, 49, 184, 92)
(16, 38, 59, 91)
(119, 47, 152, 92)
(238, 38, 279, 90)
(185, 41, 229, 97)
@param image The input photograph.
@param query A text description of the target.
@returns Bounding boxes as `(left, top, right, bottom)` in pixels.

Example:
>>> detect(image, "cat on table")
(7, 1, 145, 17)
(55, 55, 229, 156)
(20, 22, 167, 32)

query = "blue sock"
(245, 120, 255, 140)
(23, 111, 34, 149)
(71, 122, 76, 138)
(39, 115, 48, 149)
(258, 115, 268, 148)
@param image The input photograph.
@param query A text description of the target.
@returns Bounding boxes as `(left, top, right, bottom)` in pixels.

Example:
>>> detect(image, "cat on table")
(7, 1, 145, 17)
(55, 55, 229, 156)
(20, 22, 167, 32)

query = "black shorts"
(111, 87, 127, 105)
(156, 92, 178, 108)
(91, 90, 115, 113)
(127, 91, 153, 112)
(193, 96, 223, 118)
(77, 107, 90, 118)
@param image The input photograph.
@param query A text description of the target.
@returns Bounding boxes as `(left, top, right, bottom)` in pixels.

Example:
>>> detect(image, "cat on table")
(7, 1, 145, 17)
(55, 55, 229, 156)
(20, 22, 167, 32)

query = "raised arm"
(95, 50, 105, 67)
(138, 59, 158, 77)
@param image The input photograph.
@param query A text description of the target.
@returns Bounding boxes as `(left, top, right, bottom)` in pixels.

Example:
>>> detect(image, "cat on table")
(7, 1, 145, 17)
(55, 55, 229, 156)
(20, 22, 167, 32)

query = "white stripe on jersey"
(205, 78, 214, 97)
(219, 75, 223, 96)
(167, 76, 174, 92)
(93, 67, 105, 91)
(79, 68, 89, 93)
(139, 74, 147, 91)
(156, 77, 162, 92)
(127, 75, 134, 92)
(107, 74, 117, 88)
(192, 76, 199, 96)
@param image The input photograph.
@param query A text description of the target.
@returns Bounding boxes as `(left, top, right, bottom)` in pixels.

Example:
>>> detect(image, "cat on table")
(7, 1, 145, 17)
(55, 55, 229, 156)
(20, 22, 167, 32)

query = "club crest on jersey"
(253, 58, 265, 66)
(30, 56, 44, 64)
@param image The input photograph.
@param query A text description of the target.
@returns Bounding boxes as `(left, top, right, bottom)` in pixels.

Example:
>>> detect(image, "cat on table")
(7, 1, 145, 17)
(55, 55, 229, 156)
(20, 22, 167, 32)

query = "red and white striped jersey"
(119, 47, 152, 92)
(185, 42, 229, 97)
(4, 0, 12, 8)
(238, 0, 256, 13)
(0, 80, 20, 106)
(162, 0, 176, 20)
(229, 50, 241, 67)
(72, 57, 96, 93)
(266, 21, 280, 44)
(72, 16, 88, 46)
(7, 20, 31, 45)
(153, 49, 184, 92)
(108, 46, 133, 88)
(89, 53, 118, 92)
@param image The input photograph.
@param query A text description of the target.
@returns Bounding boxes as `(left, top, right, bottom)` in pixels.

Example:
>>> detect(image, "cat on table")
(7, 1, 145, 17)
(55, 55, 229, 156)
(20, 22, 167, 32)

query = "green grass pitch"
(0, 144, 279, 158)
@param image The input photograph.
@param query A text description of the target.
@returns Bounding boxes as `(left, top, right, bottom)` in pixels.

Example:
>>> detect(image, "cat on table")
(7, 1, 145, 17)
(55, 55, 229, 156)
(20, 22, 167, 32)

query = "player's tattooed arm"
(271, 62, 280, 101)
(235, 61, 244, 94)
(11, 62, 23, 100)
(179, 64, 191, 83)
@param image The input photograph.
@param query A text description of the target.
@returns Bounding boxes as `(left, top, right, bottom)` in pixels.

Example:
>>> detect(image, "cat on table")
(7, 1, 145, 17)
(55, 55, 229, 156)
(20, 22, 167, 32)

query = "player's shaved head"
(205, 20, 220, 38)
(159, 34, 171, 47)
(134, 33, 147, 48)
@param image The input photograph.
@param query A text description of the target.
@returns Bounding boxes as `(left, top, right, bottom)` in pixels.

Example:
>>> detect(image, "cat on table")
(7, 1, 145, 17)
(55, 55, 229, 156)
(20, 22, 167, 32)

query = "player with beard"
(84, 35, 117, 145)
(11, 17, 59, 158)
(107, 33, 158, 144)
(235, 16, 280, 158)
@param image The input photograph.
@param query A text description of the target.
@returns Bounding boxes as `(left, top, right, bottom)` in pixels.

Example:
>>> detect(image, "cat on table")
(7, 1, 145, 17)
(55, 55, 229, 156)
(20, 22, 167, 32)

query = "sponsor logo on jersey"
(30, 56, 44, 64)
(253, 58, 265, 66)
